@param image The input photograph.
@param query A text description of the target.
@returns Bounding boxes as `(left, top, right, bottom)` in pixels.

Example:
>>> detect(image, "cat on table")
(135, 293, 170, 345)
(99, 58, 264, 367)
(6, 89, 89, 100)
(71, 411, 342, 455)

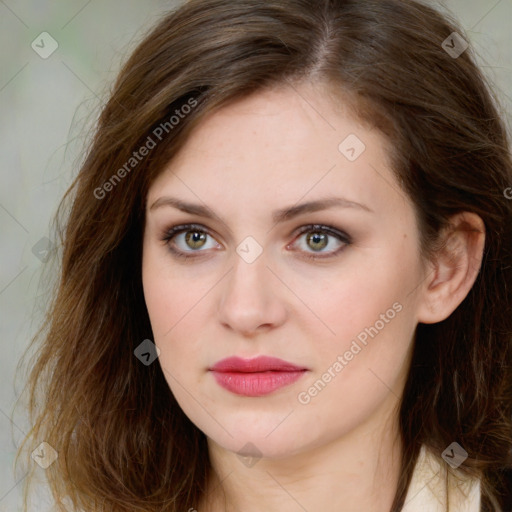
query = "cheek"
(142, 242, 208, 337)
(301, 263, 405, 338)
(141, 247, 213, 380)
(295, 275, 414, 429)
(304, 241, 418, 374)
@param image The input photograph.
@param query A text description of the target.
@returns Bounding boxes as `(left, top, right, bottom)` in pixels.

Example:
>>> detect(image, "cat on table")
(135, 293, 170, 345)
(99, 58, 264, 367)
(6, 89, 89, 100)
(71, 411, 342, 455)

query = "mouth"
(209, 356, 309, 397)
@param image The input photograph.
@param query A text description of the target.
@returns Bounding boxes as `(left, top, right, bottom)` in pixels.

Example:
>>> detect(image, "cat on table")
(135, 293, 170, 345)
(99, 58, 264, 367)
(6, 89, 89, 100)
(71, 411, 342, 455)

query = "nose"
(217, 250, 287, 337)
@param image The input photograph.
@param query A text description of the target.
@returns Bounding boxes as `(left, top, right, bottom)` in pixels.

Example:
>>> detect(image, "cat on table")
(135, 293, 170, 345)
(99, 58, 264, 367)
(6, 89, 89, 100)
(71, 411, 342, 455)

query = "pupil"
(308, 232, 327, 251)
(187, 231, 205, 248)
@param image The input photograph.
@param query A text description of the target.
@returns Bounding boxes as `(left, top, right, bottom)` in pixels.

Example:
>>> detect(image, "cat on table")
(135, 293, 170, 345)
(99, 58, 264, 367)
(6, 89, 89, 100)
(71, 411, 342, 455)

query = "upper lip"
(210, 356, 307, 373)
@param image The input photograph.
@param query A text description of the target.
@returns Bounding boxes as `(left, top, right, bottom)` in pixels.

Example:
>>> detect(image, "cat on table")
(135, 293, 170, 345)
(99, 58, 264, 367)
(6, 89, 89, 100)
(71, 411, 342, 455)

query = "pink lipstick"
(209, 356, 308, 397)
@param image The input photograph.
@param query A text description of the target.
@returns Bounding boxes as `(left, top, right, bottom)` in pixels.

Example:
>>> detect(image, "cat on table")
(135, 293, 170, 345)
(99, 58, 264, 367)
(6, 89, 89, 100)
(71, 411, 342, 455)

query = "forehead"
(147, 83, 405, 219)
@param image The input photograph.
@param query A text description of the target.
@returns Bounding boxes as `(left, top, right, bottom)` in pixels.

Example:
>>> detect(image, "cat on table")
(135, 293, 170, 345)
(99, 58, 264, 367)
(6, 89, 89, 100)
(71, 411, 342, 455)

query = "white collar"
(402, 445, 481, 512)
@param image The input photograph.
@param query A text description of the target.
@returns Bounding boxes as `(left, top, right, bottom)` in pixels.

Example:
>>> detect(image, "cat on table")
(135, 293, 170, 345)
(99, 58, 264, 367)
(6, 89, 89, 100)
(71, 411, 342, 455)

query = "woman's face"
(142, 83, 427, 459)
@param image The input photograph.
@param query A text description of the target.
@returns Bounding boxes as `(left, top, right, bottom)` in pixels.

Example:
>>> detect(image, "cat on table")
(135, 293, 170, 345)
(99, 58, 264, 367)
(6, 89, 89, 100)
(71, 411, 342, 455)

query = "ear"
(416, 212, 485, 324)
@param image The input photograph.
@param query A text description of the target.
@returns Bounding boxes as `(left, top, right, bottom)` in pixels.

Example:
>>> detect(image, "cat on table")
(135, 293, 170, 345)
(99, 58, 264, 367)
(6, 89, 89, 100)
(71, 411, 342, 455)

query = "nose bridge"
(217, 241, 286, 333)
(224, 244, 270, 309)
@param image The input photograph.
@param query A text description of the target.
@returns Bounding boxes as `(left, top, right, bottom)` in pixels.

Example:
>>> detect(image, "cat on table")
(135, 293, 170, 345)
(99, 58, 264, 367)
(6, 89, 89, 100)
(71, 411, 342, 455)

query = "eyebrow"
(149, 196, 373, 223)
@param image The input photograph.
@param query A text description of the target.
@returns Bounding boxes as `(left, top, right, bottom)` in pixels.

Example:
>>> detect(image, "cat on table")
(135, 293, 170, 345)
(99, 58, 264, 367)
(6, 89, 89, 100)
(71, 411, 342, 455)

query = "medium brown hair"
(16, 0, 512, 510)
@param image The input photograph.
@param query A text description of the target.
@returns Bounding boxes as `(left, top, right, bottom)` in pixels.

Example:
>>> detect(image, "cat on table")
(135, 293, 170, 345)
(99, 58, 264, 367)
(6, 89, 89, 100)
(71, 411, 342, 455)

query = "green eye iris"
(306, 232, 328, 251)
(184, 231, 207, 249)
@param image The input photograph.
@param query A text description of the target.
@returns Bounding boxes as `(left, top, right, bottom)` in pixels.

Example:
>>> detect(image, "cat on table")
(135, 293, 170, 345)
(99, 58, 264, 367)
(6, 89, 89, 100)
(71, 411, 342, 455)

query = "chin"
(203, 419, 311, 460)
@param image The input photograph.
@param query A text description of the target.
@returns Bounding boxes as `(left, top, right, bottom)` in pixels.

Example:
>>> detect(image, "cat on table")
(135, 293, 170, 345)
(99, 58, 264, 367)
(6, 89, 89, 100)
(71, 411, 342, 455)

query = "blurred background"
(0, 0, 510, 510)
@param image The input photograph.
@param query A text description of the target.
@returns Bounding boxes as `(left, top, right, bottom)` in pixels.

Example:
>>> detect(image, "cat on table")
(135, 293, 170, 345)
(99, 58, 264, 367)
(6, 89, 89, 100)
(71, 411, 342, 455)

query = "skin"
(142, 82, 485, 512)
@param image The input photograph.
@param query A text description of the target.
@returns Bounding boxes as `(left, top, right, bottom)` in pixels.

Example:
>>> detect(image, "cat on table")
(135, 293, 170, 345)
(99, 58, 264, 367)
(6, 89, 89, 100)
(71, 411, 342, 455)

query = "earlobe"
(416, 212, 485, 325)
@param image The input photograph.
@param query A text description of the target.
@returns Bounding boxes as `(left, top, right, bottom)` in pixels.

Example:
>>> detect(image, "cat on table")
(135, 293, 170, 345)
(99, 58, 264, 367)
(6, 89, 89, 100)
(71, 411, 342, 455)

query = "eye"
(162, 223, 220, 260)
(288, 224, 351, 260)
(161, 223, 351, 261)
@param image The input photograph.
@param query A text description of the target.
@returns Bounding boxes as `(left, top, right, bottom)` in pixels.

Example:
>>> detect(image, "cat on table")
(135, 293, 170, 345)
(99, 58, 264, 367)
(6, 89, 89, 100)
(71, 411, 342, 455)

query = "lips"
(209, 356, 308, 397)
(211, 356, 307, 373)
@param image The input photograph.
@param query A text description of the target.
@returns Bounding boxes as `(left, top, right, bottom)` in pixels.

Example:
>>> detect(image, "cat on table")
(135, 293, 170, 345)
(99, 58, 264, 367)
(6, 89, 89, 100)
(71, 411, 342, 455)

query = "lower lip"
(210, 370, 307, 397)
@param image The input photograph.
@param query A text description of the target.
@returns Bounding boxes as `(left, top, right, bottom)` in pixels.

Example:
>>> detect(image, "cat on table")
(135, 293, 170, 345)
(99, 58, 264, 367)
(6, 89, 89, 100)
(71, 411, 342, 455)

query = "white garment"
(402, 445, 481, 512)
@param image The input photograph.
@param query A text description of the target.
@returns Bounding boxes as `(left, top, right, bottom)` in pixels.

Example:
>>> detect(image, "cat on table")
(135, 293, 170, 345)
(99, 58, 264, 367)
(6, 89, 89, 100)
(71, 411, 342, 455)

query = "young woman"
(17, 0, 512, 510)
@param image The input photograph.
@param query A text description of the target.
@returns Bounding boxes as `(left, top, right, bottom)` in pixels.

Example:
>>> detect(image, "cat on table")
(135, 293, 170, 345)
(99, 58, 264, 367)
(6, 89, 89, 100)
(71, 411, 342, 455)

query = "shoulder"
(402, 445, 480, 512)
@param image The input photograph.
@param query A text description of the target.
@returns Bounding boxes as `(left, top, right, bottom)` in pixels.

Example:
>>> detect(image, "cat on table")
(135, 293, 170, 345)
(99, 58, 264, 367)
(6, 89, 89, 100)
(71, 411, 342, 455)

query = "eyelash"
(161, 223, 352, 261)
